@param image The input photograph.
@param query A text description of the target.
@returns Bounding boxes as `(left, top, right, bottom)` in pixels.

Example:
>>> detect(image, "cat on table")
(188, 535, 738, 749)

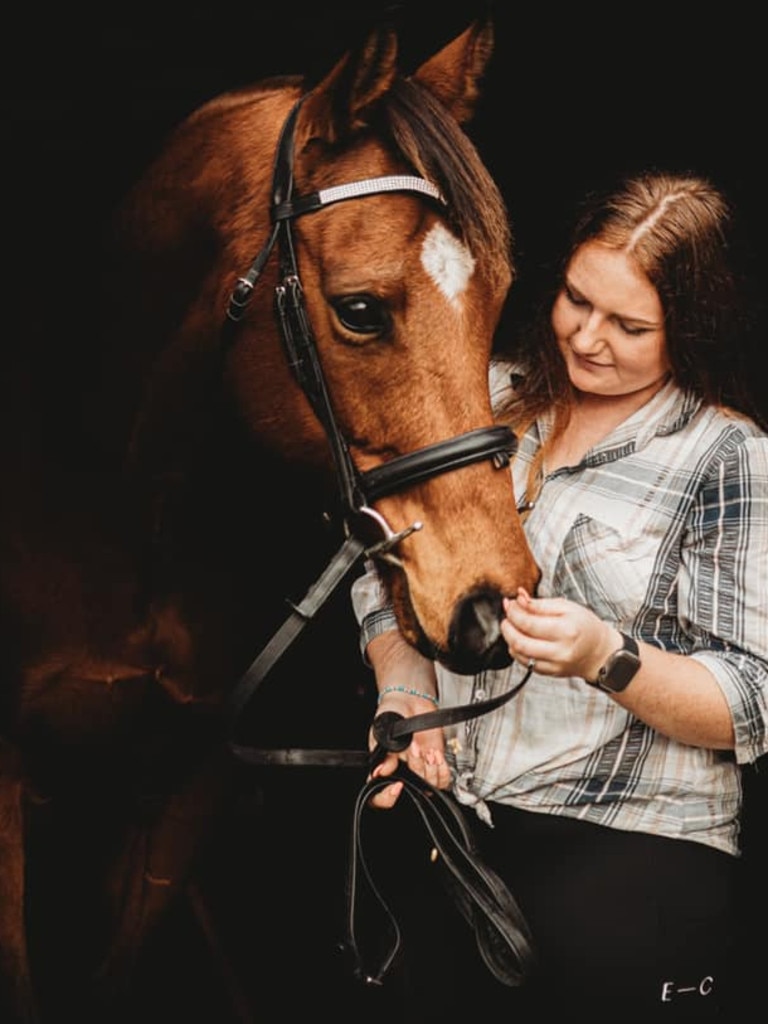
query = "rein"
(222, 98, 528, 762)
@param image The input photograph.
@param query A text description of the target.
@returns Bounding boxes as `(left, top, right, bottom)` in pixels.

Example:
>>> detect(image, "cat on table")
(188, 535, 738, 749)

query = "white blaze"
(420, 223, 476, 308)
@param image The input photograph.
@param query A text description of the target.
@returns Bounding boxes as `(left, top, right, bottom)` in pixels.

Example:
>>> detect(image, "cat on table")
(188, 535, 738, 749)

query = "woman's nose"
(571, 311, 603, 351)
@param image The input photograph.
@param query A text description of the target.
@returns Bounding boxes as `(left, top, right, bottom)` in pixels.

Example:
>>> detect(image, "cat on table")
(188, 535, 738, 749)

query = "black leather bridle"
(223, 98, 528, 757)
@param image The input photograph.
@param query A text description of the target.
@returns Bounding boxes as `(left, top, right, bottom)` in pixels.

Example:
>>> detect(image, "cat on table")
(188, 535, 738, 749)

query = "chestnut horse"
(0, 15, 538, 1022)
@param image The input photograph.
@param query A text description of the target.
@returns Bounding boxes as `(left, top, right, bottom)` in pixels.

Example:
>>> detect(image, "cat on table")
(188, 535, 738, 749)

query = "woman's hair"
(501, 170, 763, 433)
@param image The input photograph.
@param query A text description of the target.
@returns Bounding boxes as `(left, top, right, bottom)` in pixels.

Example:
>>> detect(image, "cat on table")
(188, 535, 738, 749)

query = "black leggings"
(367, 800, 744, 1022)
(476, 804, 740, 1019)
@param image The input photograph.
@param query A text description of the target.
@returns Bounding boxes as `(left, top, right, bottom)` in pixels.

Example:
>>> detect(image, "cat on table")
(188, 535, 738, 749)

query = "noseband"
(224, 97, 519, 731)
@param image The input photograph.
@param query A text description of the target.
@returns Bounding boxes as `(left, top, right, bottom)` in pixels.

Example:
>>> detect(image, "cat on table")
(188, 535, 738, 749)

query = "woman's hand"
(367, 691, 451, 809)
(501, 587, 621, 682)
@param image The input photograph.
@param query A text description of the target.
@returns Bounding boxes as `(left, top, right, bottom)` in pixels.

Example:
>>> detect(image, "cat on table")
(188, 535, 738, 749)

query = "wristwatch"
(588, 633, 640, 694)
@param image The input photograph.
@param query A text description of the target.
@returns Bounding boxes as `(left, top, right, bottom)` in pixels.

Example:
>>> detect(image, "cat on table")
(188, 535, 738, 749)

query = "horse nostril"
(473, 596, 502, 646)
(448, 589, 512, 671)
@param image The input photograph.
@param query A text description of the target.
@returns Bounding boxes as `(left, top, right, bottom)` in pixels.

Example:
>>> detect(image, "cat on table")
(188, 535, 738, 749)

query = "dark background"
(9, 1, 766, 425)
(6, 2, 766, 1020)
(13, 0, 767, 316)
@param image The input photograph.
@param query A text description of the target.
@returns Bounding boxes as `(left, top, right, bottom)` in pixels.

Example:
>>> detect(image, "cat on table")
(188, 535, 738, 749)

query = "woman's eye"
(331, 294, 390, 335)
(564, 285, 587, 307)
(618, 321, 647, 337)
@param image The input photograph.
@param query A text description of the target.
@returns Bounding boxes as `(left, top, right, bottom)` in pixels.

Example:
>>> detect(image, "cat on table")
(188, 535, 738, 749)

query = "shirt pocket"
(550, 508, 669, 624)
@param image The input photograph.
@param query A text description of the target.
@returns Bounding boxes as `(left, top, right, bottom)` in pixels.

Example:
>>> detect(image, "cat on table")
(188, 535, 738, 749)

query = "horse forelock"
(382, 77, 514, 289)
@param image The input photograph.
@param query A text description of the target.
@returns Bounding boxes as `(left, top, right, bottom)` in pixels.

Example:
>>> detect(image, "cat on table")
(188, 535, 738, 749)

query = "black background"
(6, 2, 766, 1020)
(11, 1, 767, 321)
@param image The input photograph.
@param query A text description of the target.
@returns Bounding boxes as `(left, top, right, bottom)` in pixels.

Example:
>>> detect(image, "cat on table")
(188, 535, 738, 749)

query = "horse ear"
(411, 19, 494, 125)
(297, 26, 399, 144)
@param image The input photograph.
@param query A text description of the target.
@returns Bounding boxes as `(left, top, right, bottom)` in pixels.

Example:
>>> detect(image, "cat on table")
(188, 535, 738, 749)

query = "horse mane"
(383, 76, 514, 289)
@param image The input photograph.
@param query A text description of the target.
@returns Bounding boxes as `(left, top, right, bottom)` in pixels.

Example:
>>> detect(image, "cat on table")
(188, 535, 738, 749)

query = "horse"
(0, 14, 539, 1021)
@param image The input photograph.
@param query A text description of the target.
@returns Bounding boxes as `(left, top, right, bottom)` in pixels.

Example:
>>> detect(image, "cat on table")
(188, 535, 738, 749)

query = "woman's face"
(551, 240, 671, 397)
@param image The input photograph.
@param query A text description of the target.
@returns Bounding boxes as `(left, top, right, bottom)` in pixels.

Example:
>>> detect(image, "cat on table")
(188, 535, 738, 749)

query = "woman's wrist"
(377, 685, 438, 706)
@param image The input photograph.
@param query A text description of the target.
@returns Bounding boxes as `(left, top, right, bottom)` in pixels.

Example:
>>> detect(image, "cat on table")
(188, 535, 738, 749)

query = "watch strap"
(589, 632, 640, 693)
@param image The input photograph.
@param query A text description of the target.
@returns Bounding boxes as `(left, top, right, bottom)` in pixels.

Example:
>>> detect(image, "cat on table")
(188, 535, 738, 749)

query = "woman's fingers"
(408, 745, 452, 789)
(368, 779, 404, 808)
(367, 736, 451, 810)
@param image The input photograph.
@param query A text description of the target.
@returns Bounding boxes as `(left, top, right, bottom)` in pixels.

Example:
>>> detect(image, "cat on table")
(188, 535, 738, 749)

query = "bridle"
(224, 98, 517, 537)
(220, 91, 535, 995)
(223, 97, 528, 757)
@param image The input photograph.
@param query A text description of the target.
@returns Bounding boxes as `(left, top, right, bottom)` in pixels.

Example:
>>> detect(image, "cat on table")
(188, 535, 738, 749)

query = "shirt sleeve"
(489, 358, 519, 414)
(681, 433, 768, 764)
(350, 559, 399, 664)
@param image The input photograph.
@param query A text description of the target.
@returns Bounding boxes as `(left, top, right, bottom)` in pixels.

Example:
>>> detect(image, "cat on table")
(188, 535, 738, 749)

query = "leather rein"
(223, 98, 530, 765)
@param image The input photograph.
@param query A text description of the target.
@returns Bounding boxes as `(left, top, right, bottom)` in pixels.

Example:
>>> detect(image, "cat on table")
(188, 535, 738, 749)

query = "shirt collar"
(534, 379, 702, 462)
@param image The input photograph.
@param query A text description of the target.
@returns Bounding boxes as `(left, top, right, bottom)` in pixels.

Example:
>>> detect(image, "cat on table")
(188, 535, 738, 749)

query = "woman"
(350, 171, 768, 1018)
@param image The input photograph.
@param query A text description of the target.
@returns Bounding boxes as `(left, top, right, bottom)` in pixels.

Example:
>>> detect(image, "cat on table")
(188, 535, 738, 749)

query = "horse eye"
(331, 294, 390, 336)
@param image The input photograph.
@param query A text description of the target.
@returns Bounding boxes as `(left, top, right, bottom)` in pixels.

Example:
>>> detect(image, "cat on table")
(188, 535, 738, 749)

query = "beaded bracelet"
(377, 685, 439, 706)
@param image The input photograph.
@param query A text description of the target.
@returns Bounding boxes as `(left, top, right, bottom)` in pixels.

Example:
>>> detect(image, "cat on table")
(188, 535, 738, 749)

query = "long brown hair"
(500, 171, 764, 435)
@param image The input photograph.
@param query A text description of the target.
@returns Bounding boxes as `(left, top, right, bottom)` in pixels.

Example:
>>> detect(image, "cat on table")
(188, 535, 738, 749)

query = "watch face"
(599, 650, 640, 692)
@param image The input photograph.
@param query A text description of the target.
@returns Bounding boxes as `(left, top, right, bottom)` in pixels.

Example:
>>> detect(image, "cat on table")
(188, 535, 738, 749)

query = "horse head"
(108, 17, 539, 677)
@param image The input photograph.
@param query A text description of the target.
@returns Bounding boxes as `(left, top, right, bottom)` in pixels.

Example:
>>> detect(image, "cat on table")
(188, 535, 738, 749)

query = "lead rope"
(344, 766, 536, 987)
(226, 534, 366, 740)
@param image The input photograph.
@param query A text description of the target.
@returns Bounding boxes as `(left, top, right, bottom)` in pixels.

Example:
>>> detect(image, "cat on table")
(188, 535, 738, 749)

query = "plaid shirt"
(351, 369, 768, 855)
